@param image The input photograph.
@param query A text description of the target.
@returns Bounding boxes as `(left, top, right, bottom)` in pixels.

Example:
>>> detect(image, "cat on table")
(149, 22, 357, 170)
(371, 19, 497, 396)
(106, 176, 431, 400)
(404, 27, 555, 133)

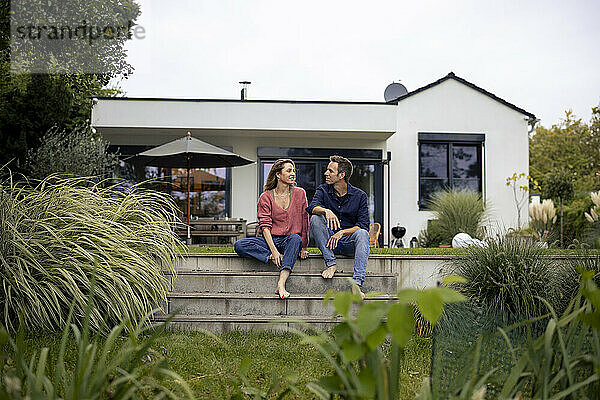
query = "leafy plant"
(289, 279, 466, 399)
(493, 270, 600, 399)
(506, 172, 540, 230)
(561, 195, 595, 245)
(425, 189, 489, 246)
(418, 219, 445, 248)
(0, 172, 182, 332)
(25, 123, 119, 181)
(0, 292, 194, 400)
(541, 169, 575, 246)
(446, 236, 574, 320)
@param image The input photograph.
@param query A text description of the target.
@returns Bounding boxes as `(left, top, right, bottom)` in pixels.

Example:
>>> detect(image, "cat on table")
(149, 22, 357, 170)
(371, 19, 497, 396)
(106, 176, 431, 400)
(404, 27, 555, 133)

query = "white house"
(91, 72, 536, 245)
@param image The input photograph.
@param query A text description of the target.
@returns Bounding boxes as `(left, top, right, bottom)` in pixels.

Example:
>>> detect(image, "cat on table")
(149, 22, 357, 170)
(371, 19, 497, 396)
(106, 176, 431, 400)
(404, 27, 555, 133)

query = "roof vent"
(239, 81, 251, 100)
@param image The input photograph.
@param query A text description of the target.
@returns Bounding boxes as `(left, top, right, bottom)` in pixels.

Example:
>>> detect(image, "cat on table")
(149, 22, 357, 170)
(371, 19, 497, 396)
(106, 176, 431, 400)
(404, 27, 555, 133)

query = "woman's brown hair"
(264, 159, 295, 191)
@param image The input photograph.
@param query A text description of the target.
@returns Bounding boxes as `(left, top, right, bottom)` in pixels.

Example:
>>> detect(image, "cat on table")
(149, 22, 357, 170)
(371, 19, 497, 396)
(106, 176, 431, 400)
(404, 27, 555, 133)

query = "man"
(306, 155, 370, 296)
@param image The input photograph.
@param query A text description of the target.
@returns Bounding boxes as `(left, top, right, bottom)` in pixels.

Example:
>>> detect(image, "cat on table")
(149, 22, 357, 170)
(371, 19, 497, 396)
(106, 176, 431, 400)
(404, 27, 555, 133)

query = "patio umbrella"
(134, 132, 254, 242)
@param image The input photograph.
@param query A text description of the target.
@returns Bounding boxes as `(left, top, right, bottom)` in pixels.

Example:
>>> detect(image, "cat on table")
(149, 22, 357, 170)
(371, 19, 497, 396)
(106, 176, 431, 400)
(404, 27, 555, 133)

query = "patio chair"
(369, 222, 381, 248)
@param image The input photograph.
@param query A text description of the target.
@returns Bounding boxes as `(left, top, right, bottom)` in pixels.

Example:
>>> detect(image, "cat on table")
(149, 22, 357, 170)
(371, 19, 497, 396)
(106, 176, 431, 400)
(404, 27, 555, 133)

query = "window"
(111, 145, 232, 219)
(258, 147, 384, 245)
(418, 133, 484, 210)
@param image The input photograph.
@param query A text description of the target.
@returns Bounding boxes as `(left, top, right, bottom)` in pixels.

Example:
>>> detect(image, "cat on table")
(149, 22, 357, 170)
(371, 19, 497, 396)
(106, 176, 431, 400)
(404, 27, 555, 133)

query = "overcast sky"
(116, 0, 600, 127)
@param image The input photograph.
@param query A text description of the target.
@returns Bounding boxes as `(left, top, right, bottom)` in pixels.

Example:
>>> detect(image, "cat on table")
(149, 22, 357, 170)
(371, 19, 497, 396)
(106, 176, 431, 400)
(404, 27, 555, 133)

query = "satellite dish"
(384, 82, 408, 102)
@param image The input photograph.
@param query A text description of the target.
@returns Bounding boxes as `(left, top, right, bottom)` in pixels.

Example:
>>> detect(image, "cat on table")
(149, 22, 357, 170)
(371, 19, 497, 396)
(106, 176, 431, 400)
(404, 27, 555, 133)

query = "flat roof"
(93, 97, 395, 106)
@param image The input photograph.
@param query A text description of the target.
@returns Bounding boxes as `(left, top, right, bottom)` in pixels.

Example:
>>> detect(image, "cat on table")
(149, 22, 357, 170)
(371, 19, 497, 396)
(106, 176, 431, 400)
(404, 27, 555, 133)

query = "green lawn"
(23, 330, 432, 399)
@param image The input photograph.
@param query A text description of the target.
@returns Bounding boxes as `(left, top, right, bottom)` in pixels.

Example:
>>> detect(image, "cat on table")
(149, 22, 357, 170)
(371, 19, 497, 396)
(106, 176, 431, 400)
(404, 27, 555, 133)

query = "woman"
(234, 159, 309, 299)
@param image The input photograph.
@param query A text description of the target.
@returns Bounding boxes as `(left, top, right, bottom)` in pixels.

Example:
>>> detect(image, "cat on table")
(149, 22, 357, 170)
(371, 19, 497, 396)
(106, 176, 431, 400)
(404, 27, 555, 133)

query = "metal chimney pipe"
(239, 81, 251, 100)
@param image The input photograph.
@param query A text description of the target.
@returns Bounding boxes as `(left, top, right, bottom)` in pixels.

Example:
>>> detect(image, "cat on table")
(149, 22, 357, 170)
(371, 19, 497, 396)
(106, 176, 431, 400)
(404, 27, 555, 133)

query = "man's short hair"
(330, 155, 353, 183)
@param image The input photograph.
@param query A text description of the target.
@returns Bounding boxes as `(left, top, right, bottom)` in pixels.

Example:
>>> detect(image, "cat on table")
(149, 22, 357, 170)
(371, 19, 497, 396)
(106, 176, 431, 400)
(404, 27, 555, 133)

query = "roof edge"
(391, 72, 536, 119)
(92, 97, 394, 106)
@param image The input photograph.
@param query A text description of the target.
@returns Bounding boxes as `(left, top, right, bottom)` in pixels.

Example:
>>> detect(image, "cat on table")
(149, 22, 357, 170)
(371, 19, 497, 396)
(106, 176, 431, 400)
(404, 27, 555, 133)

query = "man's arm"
(312, 206, 341, 231)
(356, 192, 370, 231)
(307, 187, 341, 231)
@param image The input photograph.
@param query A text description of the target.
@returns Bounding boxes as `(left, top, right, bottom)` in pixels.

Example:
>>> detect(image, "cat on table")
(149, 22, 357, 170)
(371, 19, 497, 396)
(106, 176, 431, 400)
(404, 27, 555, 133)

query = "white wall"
(92, 99, 396, 136)
(388, 79, 530, 242)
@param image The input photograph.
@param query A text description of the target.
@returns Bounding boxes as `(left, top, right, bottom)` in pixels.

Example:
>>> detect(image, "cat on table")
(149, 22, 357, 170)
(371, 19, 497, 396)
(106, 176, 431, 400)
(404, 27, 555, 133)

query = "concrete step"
(173, 253, 393, 274)
(166, 271, 398, 294)
(167, 292, 397, 317)
(153, 314, 343, 333)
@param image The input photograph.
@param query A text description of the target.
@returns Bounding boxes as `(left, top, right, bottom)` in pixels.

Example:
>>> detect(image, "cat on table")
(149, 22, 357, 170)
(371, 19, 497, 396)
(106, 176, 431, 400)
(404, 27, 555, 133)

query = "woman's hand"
(270, 249, 283, 267)
(300, 248, 309, 259)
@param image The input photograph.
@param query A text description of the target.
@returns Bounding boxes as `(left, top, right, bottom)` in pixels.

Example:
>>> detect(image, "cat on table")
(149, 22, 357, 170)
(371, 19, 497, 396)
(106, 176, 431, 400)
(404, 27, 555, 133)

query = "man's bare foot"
(276, 286, 290, 299)
(352, 285, 366, 299)
(321, 265, 337, 279)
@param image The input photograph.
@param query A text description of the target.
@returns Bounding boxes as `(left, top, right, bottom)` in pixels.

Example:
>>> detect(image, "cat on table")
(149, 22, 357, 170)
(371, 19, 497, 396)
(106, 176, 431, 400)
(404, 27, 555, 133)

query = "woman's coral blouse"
(257, 187, 309, 248)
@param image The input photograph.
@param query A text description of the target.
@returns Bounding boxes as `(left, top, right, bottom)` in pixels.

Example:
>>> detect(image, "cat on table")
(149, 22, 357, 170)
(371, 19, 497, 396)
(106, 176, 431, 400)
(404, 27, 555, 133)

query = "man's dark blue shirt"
(306, 183, 370, 231)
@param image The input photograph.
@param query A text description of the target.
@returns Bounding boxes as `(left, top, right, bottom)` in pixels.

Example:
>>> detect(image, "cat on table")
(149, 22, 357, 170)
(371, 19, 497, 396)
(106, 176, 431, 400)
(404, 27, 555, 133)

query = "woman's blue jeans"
(309, 214, 369, 286)
(234, 234, 303, 271)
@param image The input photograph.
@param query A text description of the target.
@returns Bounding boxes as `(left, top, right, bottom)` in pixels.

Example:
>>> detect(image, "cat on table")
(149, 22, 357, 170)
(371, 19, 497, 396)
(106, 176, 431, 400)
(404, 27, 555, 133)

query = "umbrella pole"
(187, 159, 191, 244)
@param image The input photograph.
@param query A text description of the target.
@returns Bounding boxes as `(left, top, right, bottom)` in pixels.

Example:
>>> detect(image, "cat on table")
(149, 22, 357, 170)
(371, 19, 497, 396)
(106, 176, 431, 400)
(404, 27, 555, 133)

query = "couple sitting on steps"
(234, 155, 370, 299)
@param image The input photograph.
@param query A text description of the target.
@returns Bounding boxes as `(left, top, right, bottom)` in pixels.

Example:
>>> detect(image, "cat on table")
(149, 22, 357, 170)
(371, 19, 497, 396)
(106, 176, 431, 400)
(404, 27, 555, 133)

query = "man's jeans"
(309, 215, 369, 286)
(234, 234, 303, 271)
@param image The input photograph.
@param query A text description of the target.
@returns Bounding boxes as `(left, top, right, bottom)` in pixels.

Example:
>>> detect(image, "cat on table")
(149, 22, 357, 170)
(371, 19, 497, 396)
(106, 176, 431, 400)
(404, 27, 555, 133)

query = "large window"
(111, 145, 231, 219)
(258, 147, 384, 245)
(418, 133, 484, 210)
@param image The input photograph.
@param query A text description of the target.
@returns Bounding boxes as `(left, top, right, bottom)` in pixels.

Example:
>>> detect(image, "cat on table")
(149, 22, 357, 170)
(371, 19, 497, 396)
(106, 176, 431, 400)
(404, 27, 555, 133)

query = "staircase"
(156, 253, 399, 332)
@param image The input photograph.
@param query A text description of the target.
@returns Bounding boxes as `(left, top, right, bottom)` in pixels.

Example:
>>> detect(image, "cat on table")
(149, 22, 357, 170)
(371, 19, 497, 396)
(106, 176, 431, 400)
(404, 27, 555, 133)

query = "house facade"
(91, 72, 536, 245)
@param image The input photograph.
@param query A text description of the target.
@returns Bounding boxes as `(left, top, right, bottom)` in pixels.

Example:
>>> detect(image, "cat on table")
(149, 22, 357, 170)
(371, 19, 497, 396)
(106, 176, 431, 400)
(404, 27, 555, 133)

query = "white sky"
(116, 0, 600, 127)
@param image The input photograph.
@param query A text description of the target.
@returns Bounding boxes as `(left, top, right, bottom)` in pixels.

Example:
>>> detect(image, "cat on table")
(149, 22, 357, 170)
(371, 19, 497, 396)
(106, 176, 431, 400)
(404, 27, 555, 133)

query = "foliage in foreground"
(0, 173, 182, 332)
(289, 280, 466, 399)
(0, 299, 194, 400)
(418, 189, 488, 247)
(446, 236, 575, 320)
(494, 271, 600, 399)
(432, 271, 600, 399)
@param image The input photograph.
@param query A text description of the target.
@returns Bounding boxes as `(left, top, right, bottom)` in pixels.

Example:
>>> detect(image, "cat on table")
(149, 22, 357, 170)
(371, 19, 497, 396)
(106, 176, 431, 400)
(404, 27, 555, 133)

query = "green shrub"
(0, 297, 194, 400)
(291, 281, 466, 399)
(446, 236, 575, 319)
(25, 124, 119, 181)
(562, 195, 594, 244)
(417, 219, 445, 247)
(422, 189, 488, 247)
(0, 174, 182, 332)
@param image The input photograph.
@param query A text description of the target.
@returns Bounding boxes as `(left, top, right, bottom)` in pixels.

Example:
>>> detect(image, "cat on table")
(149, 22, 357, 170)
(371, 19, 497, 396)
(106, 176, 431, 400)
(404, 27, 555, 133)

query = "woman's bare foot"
(276, 269, 291, 299)
(276, 285, 290, 299)
(352, 285, 366, 299)
(321, 265, 337, 279)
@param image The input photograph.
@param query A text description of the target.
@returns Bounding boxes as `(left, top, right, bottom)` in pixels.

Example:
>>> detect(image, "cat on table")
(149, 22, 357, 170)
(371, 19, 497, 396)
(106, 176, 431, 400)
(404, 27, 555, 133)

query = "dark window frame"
(418, 133, 484, 211)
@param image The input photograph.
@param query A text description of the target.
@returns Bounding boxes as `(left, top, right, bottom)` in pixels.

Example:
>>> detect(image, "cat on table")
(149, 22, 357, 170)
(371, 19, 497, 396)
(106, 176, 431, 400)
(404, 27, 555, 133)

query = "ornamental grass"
(422, 189, 489, 246)
(446, 235, 575, 320)
(0, 173, 182, 333)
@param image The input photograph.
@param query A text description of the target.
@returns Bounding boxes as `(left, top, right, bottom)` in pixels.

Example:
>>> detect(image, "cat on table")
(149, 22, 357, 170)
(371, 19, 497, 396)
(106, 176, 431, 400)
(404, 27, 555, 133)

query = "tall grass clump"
(0, 293, 194, 400)
(446, 236, 574, 320)
(0, 173, 182, 333)
(419, 189, 488, 246)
